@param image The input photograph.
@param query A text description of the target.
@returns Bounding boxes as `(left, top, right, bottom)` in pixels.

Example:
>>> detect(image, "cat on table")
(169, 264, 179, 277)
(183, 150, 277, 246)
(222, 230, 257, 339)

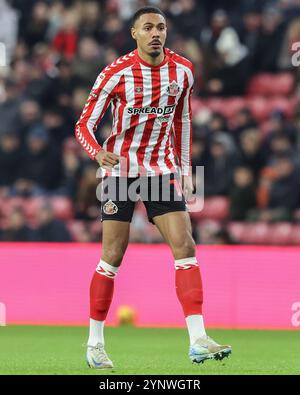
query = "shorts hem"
(101, 217, 132, 223)
(148, 207, 187, 223)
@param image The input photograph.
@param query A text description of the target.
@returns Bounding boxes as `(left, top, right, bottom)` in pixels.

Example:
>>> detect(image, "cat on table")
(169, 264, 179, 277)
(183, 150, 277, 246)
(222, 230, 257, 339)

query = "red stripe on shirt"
(150, 61, 178, 172)
(120, 64, 143, 171)
(106, 74, 126, 153)
(136, 67, 161, 173)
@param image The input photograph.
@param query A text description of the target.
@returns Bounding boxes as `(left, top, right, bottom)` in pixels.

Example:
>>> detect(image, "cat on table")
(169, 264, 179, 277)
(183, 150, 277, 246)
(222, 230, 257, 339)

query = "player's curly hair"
(131, 6, 166, 27)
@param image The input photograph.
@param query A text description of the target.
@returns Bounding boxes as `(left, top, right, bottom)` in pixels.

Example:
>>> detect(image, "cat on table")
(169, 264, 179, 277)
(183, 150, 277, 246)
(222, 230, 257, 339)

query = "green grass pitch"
(0, 326, 299, 375)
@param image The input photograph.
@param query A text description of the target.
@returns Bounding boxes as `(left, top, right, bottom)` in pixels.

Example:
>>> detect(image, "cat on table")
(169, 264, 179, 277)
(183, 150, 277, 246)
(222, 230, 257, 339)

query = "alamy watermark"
(291, 42, 300, 66)
(291, 302, 300, 327)
(95, 164, 205, 213)
(0, 42, 6, 67)
(0, 302, 6, 326)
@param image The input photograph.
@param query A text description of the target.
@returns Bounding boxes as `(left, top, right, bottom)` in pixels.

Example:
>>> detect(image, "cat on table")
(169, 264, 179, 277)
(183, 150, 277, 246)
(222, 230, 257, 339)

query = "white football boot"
(86, 343, 113, 369)
(189, 335, 232, 364)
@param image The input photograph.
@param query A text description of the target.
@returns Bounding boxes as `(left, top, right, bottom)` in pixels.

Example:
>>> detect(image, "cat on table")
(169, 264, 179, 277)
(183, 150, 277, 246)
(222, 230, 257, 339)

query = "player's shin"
(175, 257, 206, 344)
(88, 260, 118, 346)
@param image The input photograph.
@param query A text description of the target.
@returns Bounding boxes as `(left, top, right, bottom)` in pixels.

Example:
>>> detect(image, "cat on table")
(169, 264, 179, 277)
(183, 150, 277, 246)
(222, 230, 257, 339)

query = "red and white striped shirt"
(75, 48, 194, 177)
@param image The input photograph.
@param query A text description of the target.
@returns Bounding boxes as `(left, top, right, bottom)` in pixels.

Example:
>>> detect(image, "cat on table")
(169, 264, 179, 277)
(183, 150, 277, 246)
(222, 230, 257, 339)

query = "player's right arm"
(75, 70, 119, 169)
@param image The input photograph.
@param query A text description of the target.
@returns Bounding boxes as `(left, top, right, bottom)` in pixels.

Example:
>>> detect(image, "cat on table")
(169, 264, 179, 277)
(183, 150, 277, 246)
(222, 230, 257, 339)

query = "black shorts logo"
(103, 200, 118, 215)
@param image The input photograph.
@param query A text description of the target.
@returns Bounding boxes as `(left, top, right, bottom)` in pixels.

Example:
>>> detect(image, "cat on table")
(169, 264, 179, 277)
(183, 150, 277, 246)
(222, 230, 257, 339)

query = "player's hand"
(95, 149, 120, 170)
(182, 175, 194, 201)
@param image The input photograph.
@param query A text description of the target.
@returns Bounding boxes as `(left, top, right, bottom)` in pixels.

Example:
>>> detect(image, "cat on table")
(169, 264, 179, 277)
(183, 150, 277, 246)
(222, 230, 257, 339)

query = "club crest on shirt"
(135, 86, 143, 94)
(166, 80, 180, 96)
(103, 199, 118, 215)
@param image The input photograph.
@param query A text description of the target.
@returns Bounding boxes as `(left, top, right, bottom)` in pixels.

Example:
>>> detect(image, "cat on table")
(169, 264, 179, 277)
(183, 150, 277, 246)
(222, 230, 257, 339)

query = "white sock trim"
(96, 259, 119, 278)
(186, 315, 206, 344)
(88, 318, 105, 346)
(174, 256, 198, 270)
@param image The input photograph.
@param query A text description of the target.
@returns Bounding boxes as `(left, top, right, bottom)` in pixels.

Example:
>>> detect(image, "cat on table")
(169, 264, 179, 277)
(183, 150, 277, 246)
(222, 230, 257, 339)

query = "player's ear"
(131, 27, 137, 41)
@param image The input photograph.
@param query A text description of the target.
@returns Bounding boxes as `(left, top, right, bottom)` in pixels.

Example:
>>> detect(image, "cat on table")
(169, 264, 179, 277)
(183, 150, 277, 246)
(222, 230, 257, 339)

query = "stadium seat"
(205, 98, 225, 114)
(191, 98, 205, 113)
(243, 222, 270, 244)
(268, 97, 293, 119)
(89, 220, 102, 240)
(271, 73, 294, 96)
(247, 72, 294, 96)
(50, 196, 73, 220)
(247, 73, 272, 96)
(219, 97, 246, 119)
(227, 222, 246, 242)
(66, 220, 86, 242)
(227, 222, 270, 244)
(267, 223, 293, 245)
(23, 196, 48, 219)
(23, 196, 73, 221)
(0, 197, 26, 219)
(289, 225, 300, 245)
(191, 196, 229, 221)
(247, 97, 270, 121)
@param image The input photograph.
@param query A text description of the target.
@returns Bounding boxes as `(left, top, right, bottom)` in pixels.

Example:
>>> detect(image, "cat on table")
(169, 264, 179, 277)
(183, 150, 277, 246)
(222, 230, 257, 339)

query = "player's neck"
(136, 47, 165, 67)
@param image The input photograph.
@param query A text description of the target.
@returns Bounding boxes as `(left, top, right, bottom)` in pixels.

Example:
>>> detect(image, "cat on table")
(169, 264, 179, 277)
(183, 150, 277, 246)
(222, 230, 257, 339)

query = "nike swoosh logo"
(91, 357, 103, 367)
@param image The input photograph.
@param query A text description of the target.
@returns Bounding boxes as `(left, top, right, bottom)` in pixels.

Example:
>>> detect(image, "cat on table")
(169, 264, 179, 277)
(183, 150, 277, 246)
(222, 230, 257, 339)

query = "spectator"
(1, 207, 34, 241)
(52, 9, 79, 61)
(99, 13, 130, 55)
(239, 8, 261, 71)
(202, 9, 250, 96)
(237, 128, 266, 178)
(191, 137, 207, 170)
(170, 0, 205, 40)
(0, 131, 22, 187)
(59, 137, 82, 196)
(267, 157, 300, 219)
(254, 6, 286, 72)
(230, 108, 257, 142)
(43, 106, 73, 145)
(78, 1, 102, 39)
(21, 1, 50, 49)
(16, 99, 42, 140)
(75, 165, 100, 220)
(35, 203, 72, 242)
(18, 125, 62, 192)
(230, 166, 257, 220)
(72, 37, 102, 86)
(0, 79, 22, 137)
(206, 111, 228, 135)
(265, 110, 297, 148)
(268, 134, 300, 168)
(0, 0, 19, 64)
(204, 135, 237, 196)
(46, 59, 80, 115)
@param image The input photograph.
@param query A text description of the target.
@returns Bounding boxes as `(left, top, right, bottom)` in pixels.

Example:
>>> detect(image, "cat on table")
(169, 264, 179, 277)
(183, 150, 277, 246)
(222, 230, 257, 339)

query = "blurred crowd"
(1, 0, 300, 243)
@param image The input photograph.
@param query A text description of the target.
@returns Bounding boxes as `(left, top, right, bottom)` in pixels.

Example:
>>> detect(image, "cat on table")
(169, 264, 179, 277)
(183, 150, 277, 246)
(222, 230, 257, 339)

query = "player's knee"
(171, 235, 195, 259)
(102, 244, 127, 267)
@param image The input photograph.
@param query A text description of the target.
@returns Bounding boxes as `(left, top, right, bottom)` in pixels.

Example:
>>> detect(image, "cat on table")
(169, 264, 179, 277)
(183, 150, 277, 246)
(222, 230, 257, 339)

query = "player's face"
(131, 13, 167, 58)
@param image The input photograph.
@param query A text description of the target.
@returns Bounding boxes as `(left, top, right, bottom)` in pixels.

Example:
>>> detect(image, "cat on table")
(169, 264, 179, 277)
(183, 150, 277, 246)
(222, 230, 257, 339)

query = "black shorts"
(100, 173, 186, 223)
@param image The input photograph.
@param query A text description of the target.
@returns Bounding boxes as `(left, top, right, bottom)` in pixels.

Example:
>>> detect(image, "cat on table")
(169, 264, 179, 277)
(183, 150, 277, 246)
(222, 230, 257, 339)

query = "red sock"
(90, 260, 117, 321)
(175, 258, 203, 317)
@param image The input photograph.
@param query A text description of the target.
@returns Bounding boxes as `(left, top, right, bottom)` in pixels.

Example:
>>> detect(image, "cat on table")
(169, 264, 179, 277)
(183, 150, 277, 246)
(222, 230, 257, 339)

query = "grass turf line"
(0, 326, 299, 375)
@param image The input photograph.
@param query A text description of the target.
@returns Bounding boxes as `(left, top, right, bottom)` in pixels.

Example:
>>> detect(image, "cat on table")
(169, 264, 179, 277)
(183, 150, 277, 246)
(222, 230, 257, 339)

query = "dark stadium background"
(1, 0, 300, 245)
(1, 0, 300, 376)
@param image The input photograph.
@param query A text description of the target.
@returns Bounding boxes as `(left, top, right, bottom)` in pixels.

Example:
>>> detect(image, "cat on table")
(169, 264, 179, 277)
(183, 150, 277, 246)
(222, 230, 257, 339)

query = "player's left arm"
(173, 65, 194, 199)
